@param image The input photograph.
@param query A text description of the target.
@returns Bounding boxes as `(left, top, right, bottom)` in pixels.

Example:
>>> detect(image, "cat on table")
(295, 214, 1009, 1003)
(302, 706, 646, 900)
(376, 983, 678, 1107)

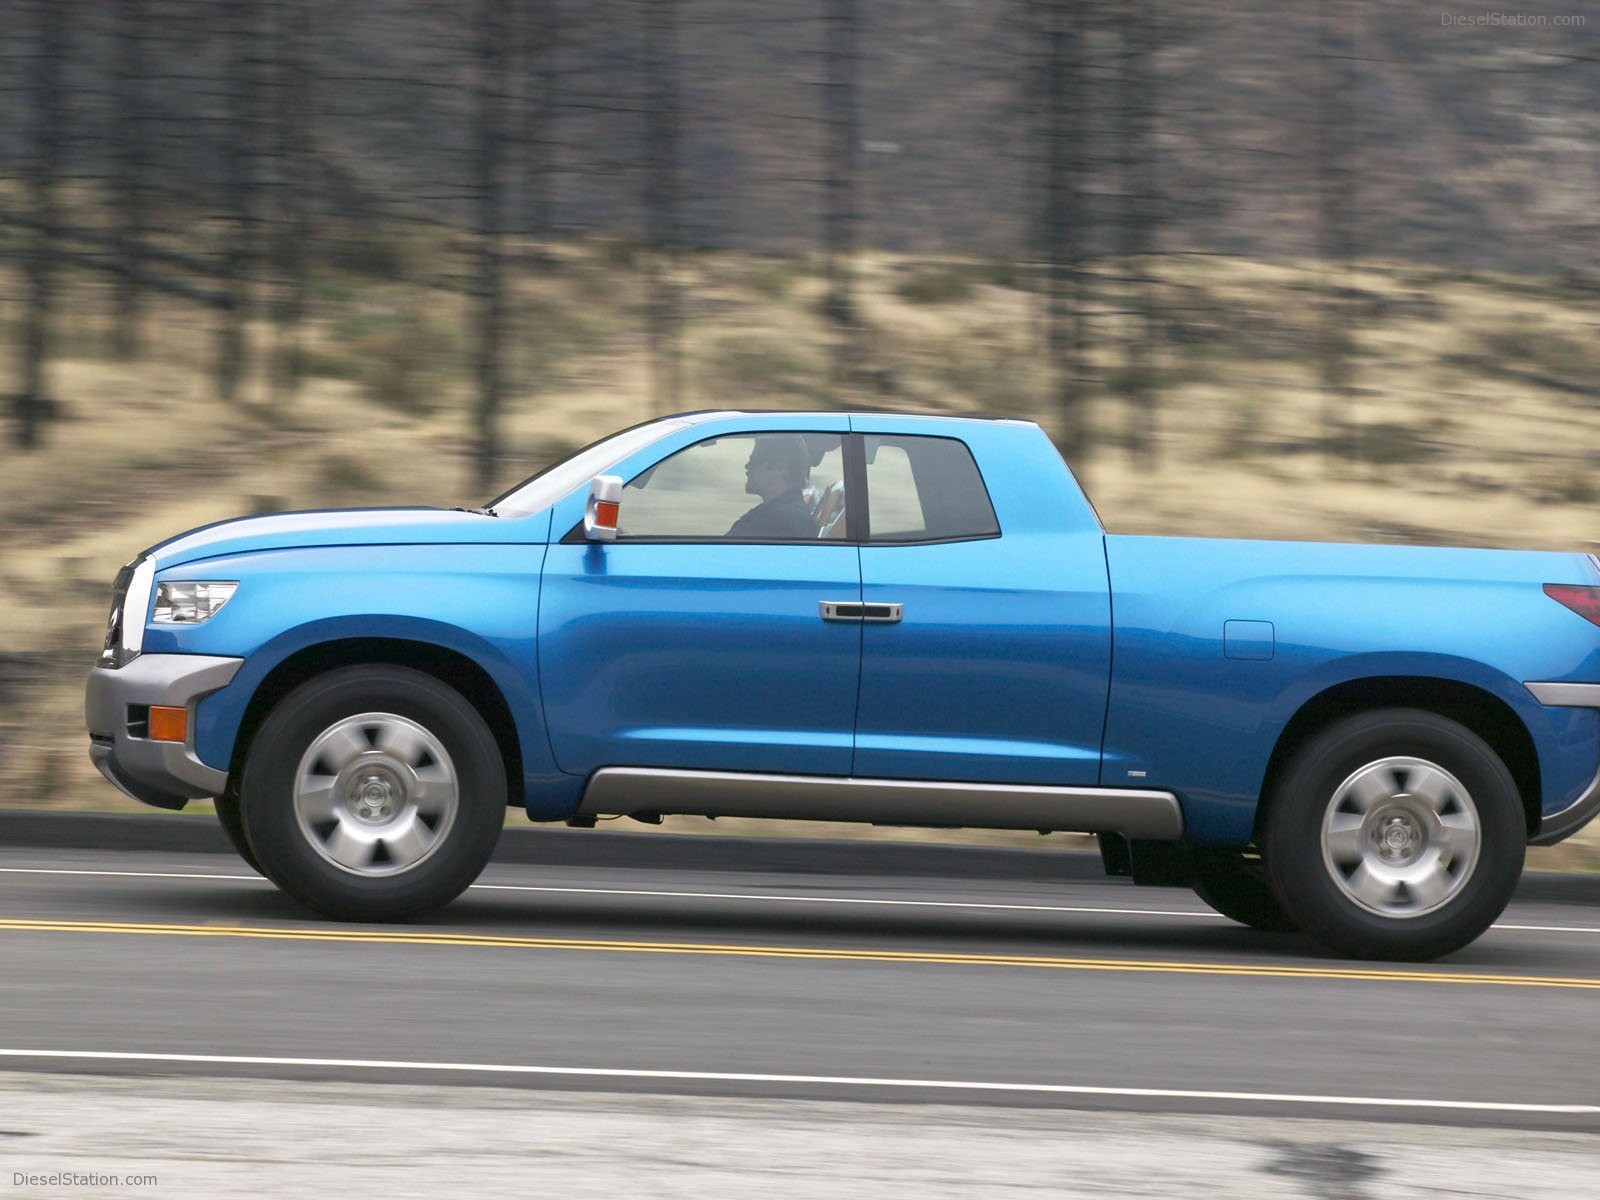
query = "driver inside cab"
(727, 434, 818, 540)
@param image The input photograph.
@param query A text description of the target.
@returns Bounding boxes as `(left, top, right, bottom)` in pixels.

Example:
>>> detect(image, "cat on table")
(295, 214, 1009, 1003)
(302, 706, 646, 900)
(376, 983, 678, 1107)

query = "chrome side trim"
(1525, 682, 1600, 708)
(1531, 761, 1600, 846)
(578, 768, 1185, 839)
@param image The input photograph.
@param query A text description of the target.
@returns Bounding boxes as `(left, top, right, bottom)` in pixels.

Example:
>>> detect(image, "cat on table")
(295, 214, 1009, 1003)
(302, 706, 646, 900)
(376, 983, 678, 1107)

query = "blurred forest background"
(1, 0, 1598, 855)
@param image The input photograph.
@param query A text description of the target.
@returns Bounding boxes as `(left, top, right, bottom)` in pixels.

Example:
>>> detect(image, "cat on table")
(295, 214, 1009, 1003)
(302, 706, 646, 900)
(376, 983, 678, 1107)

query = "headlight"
(152, 581, 238, 624)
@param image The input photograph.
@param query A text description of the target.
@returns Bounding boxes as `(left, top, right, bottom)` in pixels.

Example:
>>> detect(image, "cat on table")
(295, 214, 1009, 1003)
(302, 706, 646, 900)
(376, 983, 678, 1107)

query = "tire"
(213, 782, 263, 875)
(1263, 708, 1525, 961)
(239, 665, 506, 921)
(1191, 848, 1298, 932)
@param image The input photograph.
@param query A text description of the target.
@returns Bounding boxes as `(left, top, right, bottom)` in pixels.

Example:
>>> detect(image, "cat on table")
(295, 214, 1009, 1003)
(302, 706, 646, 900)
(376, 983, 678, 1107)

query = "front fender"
(142, 545, 575, 811)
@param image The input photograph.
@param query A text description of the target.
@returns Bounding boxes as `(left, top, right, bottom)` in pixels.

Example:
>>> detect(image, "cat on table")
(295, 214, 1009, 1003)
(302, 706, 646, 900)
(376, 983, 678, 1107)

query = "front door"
(538, 426, 861, 777)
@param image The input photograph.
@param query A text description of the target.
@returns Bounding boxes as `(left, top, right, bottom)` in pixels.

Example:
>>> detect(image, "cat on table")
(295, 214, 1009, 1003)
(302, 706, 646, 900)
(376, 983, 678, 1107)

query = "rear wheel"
(240, 665, 506, 921)
(1263, 708, 1524, 960)
(1191, 848, 1297, 932)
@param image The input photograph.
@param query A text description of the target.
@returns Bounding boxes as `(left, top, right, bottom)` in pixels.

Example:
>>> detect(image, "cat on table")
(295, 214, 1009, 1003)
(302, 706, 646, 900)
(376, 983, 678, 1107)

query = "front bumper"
(85, 654, 244, 810)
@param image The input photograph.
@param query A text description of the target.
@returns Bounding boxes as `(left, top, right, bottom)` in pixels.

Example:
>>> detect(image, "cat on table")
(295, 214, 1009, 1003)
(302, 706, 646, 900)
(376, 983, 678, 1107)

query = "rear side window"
(863, 434, 999, 543)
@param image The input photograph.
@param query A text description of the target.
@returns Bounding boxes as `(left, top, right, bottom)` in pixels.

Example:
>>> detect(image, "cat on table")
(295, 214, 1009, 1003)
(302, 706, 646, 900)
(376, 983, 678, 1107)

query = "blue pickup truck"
(86, 411, 1600, 959)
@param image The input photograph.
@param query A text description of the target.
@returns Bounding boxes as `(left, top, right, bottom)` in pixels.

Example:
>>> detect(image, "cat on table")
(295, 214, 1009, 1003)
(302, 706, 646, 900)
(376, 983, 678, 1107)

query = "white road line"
(0, 868, 1220, 918)
(1494, 924, 1600, 934)
(473, 881, 1223, 919)
(0, 868, 262, 883)
(0, 1048, 1593, 1115)
(1, 867, 1597, 934)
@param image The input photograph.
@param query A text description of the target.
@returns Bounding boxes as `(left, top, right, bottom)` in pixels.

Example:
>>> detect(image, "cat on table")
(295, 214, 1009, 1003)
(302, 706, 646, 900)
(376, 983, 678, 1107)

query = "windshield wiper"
(451, 506, 499, 517)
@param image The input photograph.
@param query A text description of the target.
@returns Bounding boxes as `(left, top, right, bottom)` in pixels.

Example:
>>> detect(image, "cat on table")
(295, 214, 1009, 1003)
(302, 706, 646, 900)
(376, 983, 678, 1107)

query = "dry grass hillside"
(2, 241, 1598, 868)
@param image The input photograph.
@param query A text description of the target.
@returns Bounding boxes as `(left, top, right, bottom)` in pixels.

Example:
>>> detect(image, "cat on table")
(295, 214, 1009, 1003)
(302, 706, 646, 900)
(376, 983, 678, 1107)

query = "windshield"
(488, 418, 695, 518)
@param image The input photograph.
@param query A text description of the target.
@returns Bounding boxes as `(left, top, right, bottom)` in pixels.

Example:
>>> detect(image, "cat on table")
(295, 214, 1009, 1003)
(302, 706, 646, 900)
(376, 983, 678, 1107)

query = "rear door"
(850, 422, 1112, 785)
(538, 421, 862, 777)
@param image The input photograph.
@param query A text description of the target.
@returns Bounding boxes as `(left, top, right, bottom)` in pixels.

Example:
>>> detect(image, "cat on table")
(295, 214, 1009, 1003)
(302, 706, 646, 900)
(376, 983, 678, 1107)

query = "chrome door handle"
(819, 601, 903, 623)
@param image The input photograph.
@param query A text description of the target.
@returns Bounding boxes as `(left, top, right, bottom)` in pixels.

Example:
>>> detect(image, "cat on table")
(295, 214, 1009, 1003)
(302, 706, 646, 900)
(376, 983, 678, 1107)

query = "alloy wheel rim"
(1319, 755, 1481, 918)
(292, 712, 459, 877)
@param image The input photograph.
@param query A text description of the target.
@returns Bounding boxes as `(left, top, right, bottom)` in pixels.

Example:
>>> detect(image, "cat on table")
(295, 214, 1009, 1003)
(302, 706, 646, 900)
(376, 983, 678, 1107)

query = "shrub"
(896, 266, 974, 306)
(314, 452, 383, 500)
(1318, 421, 1444, 466)
(698, 332, 824, 401)
(326, 307, 460, 415)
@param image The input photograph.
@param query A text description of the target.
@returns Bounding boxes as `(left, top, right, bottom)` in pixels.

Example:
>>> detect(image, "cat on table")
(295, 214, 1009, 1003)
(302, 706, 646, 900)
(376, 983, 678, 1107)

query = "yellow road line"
(1, 917, 1596, 989)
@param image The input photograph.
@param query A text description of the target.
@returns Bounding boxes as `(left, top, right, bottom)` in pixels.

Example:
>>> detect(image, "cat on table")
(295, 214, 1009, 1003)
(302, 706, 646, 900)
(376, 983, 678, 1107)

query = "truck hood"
(147, 507, 539, 567)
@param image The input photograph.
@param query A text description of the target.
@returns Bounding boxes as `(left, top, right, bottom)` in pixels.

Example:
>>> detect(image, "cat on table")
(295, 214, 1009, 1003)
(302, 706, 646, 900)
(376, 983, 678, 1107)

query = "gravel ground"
(1, 1072, 1596, 1199)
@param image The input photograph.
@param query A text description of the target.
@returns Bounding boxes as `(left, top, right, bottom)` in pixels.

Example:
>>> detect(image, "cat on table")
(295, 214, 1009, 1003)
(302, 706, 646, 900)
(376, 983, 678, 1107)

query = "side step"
(577, 767, 1184, 840)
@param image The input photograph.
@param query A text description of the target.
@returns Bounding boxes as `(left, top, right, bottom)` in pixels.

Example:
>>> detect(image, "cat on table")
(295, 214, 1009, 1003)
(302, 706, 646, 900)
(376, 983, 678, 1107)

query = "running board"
(577, 768, 1185, 840)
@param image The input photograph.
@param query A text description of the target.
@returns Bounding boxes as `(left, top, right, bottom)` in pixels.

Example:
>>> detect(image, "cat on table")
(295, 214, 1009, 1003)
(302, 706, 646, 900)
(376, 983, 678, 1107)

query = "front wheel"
(213, 782, 263, 875)
(1263, 709, 1525, 961)
(240, 665, 506, 921)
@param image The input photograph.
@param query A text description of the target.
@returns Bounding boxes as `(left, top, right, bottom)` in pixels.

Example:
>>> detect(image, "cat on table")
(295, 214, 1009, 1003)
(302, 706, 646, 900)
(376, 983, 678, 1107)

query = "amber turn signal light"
(148, 705, 188, 743)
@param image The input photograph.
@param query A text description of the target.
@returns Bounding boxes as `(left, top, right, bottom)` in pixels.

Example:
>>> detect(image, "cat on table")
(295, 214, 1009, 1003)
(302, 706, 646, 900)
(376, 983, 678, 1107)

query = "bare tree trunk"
(217, 0, 260, 404)
(12, 0, 66, 449)
(509, 0, 558, 453)
(271, 0, 313, 403)
(643, 0, 682, 415)
(1114, 0, 1157, 465)
(822, 0, 859, 384)
(475, 0, 511, 495)
(1037, 0, 1087, 457)
(1316, 2, 1357, 463)
(113, 0, 147, 361)
(518, 0, 559, 241)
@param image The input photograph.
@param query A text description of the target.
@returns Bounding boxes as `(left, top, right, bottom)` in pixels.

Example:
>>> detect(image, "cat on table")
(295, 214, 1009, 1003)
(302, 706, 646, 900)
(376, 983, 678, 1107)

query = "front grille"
(99, 559, 136, 667)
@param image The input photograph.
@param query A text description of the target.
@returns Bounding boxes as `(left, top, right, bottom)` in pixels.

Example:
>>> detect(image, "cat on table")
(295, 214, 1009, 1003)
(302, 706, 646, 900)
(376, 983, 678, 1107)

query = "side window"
(616, 432, 847, 542)
(864, 434, 999, 543)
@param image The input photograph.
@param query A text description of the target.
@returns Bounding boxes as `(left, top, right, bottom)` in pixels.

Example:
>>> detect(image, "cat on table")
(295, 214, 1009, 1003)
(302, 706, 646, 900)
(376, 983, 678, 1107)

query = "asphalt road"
(0, 822, 1597, 1196)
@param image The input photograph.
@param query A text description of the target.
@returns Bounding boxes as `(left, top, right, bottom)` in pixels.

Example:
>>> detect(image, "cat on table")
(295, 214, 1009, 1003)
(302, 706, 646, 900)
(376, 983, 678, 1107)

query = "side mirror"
(583, 475, 623, 542)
